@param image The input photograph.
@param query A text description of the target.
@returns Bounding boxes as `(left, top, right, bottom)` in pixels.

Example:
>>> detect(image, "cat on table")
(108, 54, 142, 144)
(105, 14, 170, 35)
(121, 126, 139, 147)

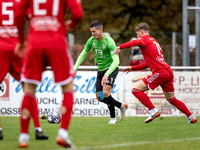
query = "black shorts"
(96, 67, 119, 92)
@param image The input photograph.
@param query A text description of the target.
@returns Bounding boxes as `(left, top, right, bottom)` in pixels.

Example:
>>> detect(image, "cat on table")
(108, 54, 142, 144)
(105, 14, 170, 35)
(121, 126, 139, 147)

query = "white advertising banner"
(0, 71, 125, 117)
(0, 70, 199, 117)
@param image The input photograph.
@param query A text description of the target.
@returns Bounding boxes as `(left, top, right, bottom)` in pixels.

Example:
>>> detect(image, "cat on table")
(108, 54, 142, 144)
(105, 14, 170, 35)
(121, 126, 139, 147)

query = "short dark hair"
(90, 20, 103, 29)
(135, 22, 150, 32)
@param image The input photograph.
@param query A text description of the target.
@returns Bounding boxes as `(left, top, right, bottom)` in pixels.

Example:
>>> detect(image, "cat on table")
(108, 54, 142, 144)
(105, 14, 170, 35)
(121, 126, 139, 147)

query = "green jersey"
(84, 34, 117, 71)
(74, 34, 119, 77)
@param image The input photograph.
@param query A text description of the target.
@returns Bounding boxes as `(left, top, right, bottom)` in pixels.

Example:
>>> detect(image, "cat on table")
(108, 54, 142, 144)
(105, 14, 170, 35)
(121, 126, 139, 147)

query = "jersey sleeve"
(119, 38, 145, 49)
(73, 37, 93, 70)
(15, 0, 29, 43)
(73, 50, 88, 71)
(107, 37, 116, 56)
(104, 36, 119, 77)
(83, 37, 93, 52)
(105, 54, 119, 77)
(66, 0, 83, 29)
(131, 62, 149, 70)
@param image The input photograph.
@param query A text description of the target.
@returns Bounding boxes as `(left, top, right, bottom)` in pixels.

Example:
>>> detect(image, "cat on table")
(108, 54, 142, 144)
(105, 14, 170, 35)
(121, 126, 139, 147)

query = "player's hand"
(101, 75, 108, 86)
(65, 20, 73, 32)
(115, 46, 121, 55)
(122, 66, 133, 74)
(14, 42, 26, 57)
(72, 70, 77, 78)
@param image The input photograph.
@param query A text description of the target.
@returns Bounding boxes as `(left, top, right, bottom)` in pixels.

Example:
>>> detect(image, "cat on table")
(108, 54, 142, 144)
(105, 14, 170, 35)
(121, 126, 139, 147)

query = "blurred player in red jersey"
(0, 0, 48, 141)
(15, 0, 83, 148)
(115, 22, 197, 124)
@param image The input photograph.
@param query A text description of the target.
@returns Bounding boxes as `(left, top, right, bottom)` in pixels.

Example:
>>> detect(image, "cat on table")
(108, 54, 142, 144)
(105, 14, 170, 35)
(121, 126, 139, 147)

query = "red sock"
(60, 92, 74, 130)
(30, 98, 40, 128)
(132, 88, 155, 110)
(20, 93, 33, 133)
(167, 97, 191, 117)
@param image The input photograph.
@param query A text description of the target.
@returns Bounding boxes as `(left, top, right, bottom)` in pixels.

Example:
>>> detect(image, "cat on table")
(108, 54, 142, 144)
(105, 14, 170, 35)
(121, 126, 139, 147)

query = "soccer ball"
(47, 111, 61, 124)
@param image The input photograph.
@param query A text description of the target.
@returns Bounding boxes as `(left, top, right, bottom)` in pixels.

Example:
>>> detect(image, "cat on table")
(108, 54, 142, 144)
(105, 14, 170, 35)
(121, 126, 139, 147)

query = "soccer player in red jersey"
(15, 0, 83, 148)
(0, 0, 47, 141)
(115, 22, 197, 124)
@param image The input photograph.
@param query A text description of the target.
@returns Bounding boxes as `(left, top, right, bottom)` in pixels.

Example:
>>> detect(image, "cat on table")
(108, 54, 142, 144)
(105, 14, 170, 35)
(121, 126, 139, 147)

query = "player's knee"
(103, 91, 111, 98)
(62, 81, 74, 92)
(96, 91, 104, 101)
(60, 106, 67, 115)
(132, 88, 141, 96)
(96, 96, 101, 102)
(167, 97, 176, 103)
(21, 108, 30, 119)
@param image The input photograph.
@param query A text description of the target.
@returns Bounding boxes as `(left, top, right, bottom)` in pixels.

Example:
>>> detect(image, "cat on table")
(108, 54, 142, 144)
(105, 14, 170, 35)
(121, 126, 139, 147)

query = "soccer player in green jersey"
(73, 20, 128, 124)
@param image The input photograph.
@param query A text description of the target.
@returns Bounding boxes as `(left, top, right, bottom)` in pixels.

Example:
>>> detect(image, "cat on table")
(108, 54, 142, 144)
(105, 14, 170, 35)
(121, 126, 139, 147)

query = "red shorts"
(142, 68, 174, 92)
(21, 44, 74, 85)
(0, 50, 23, 83)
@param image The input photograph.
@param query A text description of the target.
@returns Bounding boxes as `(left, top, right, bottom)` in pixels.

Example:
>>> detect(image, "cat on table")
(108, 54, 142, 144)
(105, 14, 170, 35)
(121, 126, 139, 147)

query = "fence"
(68, 31, 198, 67)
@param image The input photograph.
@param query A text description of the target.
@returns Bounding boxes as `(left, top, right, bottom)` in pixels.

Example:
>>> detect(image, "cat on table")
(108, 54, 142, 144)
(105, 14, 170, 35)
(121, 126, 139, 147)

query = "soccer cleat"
(35, 130, 48, 140)
(0, 130, 3, 140)
(145, 108, 161, 123)
(120, 103, 128, 121)
(19, 141, 28, 148)
(188, 115, 197, 124)
(108, 118, 117, 124)
(56, 135, 72, 148)
(18, 134, 29, 148)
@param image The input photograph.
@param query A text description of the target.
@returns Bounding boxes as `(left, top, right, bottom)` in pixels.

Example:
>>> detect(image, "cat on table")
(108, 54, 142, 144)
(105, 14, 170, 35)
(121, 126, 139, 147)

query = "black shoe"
(35, 130, 48, 140)
(0, 130, 3, 140)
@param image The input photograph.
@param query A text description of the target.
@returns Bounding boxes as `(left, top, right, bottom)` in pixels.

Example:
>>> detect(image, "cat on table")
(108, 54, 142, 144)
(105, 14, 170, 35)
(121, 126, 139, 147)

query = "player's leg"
(103, 67, 128, 123)
(163, 89, 197, 124)
(56, 81, 74, 148)
(164, 91, 197, 123)
(49, 46, 74, 148)
(96, 70, 117, 123)
(9, 52, 48, 140)
(103, 85, 117, 124)
(31, 96, 48, 140)
(161, 69, 197, 123)
(0, 118, 2, 140)
(0, 51, 10, 140)
(19, 83, 36, 148)
(132, 77, 161, 123)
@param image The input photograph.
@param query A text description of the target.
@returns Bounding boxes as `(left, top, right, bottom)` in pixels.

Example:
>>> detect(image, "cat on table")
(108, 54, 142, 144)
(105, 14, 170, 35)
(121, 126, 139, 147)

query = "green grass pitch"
(0, 116, 200, 150)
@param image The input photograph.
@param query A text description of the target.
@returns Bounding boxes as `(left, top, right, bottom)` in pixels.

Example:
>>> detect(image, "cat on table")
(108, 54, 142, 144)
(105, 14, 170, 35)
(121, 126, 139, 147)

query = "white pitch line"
(77, 137, 200, 150)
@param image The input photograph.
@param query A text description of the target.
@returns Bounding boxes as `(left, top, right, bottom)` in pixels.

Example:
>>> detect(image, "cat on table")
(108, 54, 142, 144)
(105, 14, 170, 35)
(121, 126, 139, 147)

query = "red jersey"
(0, 0, 19, 51)
(16, 0, 83, 46)
(119, 35, 170, 72)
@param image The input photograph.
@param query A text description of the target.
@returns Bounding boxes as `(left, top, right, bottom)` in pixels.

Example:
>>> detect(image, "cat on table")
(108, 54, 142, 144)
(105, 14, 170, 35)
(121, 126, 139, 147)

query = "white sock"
(0, 128, 2, 131)
(19, 133, 29, 142)
(58, 128, 68, 138)
(35, 127, 42, 132)
(120, 104, 125, 109)
(150, 107, 158, 114)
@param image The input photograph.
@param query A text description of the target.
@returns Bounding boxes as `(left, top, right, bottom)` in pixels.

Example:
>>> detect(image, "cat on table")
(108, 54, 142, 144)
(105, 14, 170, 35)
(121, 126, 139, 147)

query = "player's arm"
(73, 50, 88, 71)
(119, 39, 142, 49)
(115, 39, 142, 55)
(131, 62, 148, 70)
(14, 0, 29, 57)
(105, 38, 119, 77)
(15, 0, 29, 44)
(66, 0, 83, 30)
(104, 54, 119, 77)
(73, 37, 92, 76)
(102, 53, 119, 86)
(102, 40, 119, 86)
(122, 62, 149, 74)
